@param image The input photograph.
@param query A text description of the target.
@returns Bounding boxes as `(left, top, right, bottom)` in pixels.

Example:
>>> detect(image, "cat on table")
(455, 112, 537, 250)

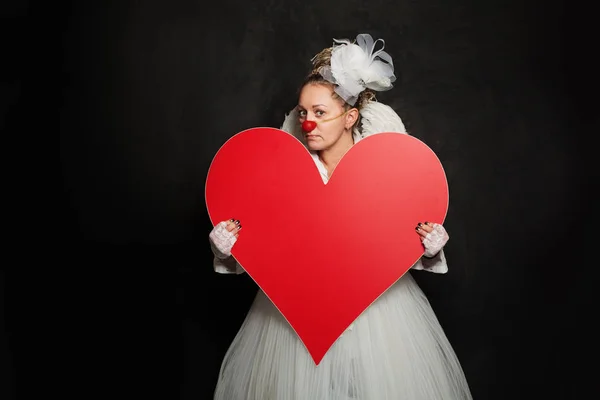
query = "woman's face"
(297, 84, 356, 152)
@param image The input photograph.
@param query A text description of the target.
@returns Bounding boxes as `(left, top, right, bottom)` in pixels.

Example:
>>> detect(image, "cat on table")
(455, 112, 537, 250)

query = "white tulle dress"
(211, 102, 473, 400)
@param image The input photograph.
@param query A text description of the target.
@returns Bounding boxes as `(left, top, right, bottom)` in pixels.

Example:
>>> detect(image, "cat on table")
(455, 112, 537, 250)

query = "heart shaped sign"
(205, 127, 448, 365)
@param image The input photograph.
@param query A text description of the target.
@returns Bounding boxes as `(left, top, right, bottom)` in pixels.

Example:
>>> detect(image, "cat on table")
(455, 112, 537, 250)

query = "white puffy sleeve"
(211, 112, 301, 277)
(358, 102, 449, 274)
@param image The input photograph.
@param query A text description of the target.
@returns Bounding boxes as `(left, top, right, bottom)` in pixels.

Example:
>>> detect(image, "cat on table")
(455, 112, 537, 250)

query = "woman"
(208, 34, 472, 400)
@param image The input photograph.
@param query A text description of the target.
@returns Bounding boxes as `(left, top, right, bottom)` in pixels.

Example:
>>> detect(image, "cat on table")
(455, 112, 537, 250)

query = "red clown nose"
(302, 120, 317, 132)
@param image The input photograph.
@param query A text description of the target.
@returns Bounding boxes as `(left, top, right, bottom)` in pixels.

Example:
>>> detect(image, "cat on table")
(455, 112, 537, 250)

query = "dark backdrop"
(3, 0, 596, 399)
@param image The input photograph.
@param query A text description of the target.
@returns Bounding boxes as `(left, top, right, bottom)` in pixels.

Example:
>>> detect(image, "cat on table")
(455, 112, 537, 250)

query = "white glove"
(209, 220, 240, 259)
(421, 223, 449, 258)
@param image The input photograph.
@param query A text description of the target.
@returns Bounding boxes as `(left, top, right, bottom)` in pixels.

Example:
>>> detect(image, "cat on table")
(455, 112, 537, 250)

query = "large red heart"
(205, 127, 448, 365)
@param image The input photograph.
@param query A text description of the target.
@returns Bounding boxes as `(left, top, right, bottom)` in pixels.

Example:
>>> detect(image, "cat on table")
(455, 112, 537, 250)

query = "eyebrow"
(297, 104, 328, 109)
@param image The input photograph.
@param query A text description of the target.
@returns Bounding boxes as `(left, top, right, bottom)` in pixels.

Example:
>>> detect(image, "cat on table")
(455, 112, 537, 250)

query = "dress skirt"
(213, 272, 472, 400)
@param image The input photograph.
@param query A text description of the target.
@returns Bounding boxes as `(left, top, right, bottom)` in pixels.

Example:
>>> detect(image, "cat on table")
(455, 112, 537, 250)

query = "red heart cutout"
(205, 127, 448, 365)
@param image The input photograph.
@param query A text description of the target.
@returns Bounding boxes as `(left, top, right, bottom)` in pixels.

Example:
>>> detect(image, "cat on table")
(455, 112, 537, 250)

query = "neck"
(318, 131, 354, 176)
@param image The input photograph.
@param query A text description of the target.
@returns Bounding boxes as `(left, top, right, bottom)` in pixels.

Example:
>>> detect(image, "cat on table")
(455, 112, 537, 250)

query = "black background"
(2, 0, 597, 399)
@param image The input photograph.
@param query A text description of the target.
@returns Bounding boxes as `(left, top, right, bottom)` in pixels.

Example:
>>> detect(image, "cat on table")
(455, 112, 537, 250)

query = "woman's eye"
(297, 109, 324, 119)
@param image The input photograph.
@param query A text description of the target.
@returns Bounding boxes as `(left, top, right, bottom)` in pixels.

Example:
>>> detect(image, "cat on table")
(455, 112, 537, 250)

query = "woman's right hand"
(209, 219, 242, 258)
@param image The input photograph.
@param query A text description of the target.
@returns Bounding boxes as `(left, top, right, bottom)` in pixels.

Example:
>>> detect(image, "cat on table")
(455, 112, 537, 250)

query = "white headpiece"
(317, 33, 396, 106)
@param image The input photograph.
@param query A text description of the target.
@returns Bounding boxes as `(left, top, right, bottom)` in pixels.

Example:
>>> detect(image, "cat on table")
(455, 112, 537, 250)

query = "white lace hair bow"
(317, 33, 396, 106)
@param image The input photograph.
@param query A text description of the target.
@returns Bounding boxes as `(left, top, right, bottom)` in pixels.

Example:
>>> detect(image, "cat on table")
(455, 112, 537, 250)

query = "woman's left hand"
(416, 222, 449, 258)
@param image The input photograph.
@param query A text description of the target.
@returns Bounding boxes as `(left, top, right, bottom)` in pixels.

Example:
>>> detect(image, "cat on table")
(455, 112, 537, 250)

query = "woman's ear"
(344, 108, 359, 129)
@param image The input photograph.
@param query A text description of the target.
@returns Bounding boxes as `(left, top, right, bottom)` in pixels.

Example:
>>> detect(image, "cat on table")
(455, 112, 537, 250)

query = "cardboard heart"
(205, 127, 448, 365)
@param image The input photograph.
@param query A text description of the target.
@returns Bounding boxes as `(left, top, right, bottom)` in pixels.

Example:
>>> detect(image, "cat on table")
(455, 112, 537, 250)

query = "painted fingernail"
(416, 227, 420, 231)
(418, 222, 422, 227)
(229, 219, 235, 222)
(424, 221, 429, 225)
(235, 220, 240, 225)
(238, 225, 242, 229)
